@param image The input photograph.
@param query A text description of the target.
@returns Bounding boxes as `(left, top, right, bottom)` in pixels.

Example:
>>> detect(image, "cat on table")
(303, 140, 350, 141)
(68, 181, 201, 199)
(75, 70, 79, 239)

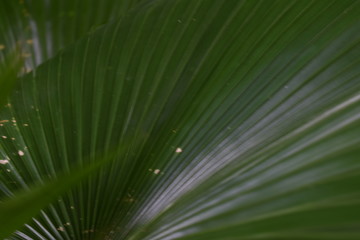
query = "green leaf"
(0, 149, 120, 239)
(0, 0, 360, 239)
(0, 52, 22, 109)
(0, 0, 147, 69)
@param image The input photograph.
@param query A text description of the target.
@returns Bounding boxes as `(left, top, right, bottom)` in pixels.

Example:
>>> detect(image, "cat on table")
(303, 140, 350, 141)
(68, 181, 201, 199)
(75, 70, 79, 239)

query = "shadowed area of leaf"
(0, 51, 22, 108)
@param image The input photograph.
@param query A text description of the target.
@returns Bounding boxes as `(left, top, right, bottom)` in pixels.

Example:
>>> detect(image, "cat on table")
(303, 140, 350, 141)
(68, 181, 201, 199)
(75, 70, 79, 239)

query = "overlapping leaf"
(0, 0, 146, 70)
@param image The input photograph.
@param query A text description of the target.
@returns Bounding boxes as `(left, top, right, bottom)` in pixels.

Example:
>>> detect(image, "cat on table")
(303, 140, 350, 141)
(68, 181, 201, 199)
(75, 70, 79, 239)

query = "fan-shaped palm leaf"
(1, 0, 360, 239)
